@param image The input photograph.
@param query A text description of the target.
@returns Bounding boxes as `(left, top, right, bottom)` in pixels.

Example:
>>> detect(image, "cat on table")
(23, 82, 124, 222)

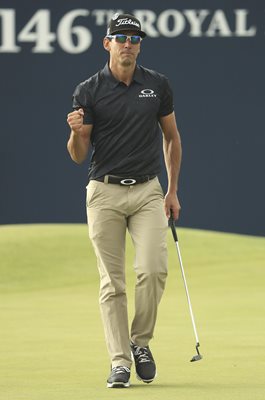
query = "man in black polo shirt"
(67, 13, 182, 388)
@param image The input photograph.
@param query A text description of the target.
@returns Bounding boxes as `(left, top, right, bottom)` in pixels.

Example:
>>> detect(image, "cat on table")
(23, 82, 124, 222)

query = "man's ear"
(103, 37, 110, 52)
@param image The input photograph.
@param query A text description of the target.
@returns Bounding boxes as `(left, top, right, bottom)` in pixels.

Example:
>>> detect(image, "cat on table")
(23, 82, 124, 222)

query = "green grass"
(0, 224, 264, 400)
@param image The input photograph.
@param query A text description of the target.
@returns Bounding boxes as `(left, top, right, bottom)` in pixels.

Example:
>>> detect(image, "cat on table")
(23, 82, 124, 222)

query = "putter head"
(190, 343, 203, 362)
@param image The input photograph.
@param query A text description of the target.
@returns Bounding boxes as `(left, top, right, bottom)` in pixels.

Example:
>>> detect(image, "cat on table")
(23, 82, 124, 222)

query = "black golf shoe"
(130, 341, 156, 383)
(107, 366, 130, 388)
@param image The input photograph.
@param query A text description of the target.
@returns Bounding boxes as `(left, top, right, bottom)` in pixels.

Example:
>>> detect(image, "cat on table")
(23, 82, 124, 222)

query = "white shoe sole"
(107, 381, 130, 388)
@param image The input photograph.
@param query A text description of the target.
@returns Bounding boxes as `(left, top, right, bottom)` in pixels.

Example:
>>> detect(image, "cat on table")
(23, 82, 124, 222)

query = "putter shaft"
(175, 240, 200, 345)
(169, 213, 202, 361)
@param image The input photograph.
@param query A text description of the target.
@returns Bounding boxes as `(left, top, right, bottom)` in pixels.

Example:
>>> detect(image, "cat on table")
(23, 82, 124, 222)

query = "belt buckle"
(120, 178, 137, 186)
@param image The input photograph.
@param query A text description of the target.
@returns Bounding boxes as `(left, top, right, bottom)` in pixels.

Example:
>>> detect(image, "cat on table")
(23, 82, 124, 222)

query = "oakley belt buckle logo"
(120, 178, 137, 185)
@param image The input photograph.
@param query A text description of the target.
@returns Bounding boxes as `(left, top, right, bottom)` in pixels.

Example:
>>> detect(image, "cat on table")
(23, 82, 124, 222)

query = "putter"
(169, 211, 203, 362)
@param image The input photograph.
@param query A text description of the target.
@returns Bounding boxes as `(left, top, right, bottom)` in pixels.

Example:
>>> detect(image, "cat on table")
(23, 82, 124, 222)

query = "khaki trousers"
(86, 177, 168, 368)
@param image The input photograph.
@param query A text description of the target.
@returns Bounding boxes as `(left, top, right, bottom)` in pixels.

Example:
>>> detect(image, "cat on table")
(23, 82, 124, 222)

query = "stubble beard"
(120, 56, 135, 67)
(121, 60, 133, 67)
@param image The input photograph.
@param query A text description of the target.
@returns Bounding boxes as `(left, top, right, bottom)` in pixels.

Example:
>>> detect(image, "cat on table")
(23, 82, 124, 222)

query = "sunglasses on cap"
(106, 34, 142, 45)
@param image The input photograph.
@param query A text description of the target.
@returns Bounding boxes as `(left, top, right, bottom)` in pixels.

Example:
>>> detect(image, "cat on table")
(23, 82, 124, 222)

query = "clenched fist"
(67, 108, 84, 133)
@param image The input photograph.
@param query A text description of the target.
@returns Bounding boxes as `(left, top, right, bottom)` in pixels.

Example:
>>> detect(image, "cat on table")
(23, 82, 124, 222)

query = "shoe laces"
(133, 345, 151, 363)
(112, 366, 130, 374)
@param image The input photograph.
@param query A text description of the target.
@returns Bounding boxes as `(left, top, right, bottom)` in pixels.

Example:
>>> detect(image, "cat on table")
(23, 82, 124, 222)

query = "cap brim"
(110, 28, 146, 38)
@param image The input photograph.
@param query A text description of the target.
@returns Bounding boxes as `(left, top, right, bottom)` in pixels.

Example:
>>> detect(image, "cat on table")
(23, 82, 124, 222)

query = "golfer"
(67, 13, 182, 388)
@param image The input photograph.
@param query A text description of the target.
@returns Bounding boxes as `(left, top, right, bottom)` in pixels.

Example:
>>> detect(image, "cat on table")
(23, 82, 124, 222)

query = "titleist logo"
(115, 18, 140, 28)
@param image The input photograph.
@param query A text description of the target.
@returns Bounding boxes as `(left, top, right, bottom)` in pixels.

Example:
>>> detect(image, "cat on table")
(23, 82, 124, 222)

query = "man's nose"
(124, 38, 131, 47)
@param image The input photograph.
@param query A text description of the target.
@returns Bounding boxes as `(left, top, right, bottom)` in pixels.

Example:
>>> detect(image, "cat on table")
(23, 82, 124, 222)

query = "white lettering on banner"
(0, 8, 258, 54)
(92, 9, 123, 26)
(184, 10, 210, 37)
(205, 10, 232, 37)
(236, 9, 256, 36)
(157, 9, 186, 37)
(0, 9, 20, 52)
(17, 10, 56, 53)
(134, 8, 257, 38)
(57, 10, 92, 54)
(133, 10, 159, 37)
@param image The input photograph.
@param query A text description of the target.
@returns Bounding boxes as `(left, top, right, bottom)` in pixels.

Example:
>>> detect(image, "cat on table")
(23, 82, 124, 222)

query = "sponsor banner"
(0, 1, 264, 235)
(0, 8, 259, 54)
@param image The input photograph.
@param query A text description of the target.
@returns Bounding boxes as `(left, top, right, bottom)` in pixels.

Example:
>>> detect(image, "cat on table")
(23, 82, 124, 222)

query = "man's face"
(104, 31, 141, 67)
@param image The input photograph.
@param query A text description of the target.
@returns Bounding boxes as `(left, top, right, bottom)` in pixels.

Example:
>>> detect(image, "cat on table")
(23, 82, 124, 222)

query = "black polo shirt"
(72, 63, 174, 179)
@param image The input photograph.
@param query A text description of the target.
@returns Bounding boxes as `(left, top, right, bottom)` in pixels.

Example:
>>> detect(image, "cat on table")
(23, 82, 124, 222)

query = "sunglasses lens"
(114, 34, 141, 44)
(115, 35, 127, 43)
(131, 36, 141, 44)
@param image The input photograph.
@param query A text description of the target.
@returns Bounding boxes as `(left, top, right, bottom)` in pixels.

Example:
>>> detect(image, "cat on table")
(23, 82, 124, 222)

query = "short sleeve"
(72, 83, 94, 125)
(158, 77, 174, 117)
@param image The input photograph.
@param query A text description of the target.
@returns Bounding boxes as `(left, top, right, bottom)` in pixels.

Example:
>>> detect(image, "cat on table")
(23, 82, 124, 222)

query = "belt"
(94, 174, 156, 186)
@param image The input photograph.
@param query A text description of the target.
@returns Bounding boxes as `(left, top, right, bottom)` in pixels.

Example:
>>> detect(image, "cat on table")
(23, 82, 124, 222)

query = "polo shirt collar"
(133, 65, 144, 84)
(102, 63, 144, 87)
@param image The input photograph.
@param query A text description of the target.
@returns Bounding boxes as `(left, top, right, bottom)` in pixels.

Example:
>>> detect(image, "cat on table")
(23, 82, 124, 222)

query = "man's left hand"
(164, 192, 181, 220)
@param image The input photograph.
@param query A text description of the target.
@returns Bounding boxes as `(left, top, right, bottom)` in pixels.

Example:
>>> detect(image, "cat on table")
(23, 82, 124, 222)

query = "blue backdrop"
(0, 0, 264, 236)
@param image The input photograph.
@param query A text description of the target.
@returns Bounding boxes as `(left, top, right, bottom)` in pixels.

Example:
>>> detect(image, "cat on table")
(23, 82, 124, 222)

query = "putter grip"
(169, 210, 178, 242)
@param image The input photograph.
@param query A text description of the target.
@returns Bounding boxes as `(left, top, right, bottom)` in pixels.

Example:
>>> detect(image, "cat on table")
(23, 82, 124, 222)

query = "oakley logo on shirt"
(139, 89, 157, 98)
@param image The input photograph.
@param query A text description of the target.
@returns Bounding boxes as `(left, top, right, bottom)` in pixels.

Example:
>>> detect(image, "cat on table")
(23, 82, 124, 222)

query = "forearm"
(163, 131, 182, 193)
(67, 129, 90, 164)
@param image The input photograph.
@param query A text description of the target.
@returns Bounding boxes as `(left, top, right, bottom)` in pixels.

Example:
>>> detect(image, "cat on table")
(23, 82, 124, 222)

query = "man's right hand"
(67, 109, 92, 164)
(67, 109, 84, 133)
